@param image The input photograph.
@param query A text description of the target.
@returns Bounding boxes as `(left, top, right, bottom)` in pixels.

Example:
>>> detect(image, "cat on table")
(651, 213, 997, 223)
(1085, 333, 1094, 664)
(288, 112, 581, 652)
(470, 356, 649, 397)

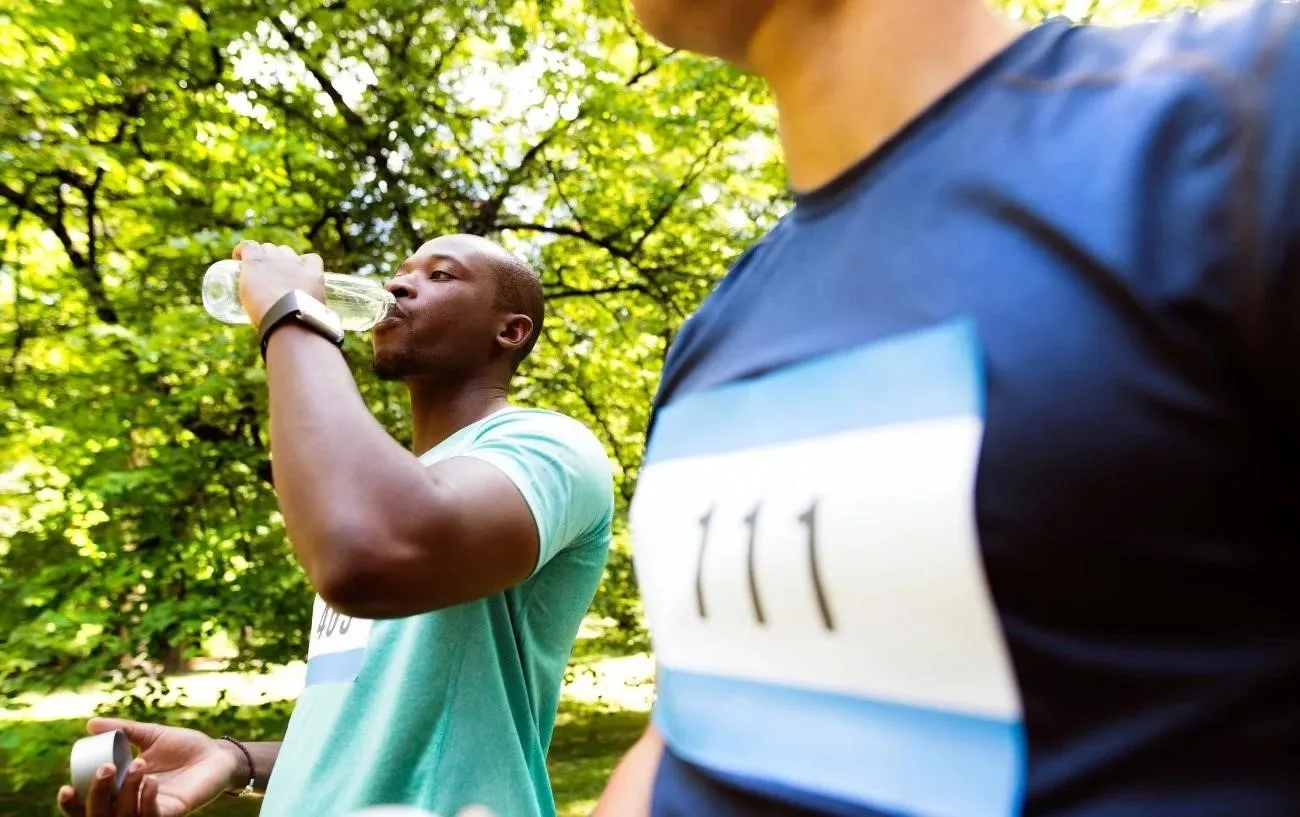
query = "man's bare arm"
(594, 724, 664, 817)
(263, 326, 539, 619)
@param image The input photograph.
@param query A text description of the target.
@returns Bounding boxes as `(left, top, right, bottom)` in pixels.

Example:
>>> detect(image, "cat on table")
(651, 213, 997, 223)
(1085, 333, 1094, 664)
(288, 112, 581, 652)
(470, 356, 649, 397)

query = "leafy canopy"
(0, 0, 1209, 696)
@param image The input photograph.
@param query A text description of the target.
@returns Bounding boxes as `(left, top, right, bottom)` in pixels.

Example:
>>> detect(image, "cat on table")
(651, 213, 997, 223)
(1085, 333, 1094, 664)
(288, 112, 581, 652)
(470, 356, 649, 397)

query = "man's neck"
(406, 375, 510, 457)
(747, 0, 1024, 192)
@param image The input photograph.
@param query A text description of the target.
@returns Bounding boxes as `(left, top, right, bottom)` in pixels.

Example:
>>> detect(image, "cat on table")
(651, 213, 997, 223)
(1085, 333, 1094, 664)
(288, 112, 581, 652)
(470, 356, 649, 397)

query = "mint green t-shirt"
(259, 407, 614, 817)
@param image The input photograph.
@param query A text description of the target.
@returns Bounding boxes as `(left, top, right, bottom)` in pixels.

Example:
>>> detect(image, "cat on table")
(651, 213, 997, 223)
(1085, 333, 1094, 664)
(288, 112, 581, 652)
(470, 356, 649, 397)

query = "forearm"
(594, 725, 664, 817)
(263, 326, 435, 580)
(223, 740, 282, 796)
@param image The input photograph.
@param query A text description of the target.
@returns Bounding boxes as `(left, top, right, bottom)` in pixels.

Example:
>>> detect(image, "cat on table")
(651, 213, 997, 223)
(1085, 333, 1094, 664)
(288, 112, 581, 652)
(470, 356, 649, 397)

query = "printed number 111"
(695, 500, 835, 631)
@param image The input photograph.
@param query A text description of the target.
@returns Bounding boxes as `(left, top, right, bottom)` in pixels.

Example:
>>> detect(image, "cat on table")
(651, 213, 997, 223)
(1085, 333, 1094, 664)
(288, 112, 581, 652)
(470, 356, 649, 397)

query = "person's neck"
(406, 374, 510, 457)
(747, 0, 1024, 192)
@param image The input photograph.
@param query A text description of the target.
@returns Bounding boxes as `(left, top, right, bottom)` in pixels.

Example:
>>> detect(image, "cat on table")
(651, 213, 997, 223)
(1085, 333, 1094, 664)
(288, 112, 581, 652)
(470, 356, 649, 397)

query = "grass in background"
(0, 655, 653, 817)
(0, 699, 646, 817)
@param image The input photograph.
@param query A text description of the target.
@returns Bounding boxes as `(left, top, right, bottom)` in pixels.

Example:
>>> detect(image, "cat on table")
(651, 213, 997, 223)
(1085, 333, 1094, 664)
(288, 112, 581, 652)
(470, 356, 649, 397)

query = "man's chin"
(371, 355, 405, 381)
(371, 350, 455, 383)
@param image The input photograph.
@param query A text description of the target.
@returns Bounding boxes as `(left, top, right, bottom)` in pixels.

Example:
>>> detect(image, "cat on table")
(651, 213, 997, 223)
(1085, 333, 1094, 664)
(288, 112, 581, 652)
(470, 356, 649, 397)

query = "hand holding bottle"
(232, 241, 327, 327)
(202, 243, 395, 331)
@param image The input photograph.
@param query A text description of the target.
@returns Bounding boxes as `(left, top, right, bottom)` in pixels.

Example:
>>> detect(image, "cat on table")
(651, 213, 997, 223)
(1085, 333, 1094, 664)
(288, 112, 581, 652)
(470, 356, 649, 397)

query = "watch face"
(294, 291, 343, 336)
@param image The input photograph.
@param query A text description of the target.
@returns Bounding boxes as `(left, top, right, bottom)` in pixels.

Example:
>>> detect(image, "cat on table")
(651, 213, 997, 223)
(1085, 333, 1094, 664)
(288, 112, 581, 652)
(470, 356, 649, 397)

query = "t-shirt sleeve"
(1254, 2, 1300, 409)
(459, 411, 615, 575)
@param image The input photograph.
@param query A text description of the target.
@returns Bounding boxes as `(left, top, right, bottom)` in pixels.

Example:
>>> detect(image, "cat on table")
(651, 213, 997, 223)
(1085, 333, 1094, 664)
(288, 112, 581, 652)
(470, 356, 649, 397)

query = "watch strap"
(258, 290, 344, 361)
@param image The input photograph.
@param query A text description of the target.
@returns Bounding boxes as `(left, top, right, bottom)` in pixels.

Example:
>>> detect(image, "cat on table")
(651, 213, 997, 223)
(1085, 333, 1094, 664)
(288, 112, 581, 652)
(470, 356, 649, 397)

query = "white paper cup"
(70, 730, 132, 800)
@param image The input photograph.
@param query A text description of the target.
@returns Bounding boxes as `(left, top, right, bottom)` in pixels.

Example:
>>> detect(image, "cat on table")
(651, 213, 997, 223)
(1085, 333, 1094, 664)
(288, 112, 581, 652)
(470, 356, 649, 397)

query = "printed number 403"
(317, 606, 352, 639)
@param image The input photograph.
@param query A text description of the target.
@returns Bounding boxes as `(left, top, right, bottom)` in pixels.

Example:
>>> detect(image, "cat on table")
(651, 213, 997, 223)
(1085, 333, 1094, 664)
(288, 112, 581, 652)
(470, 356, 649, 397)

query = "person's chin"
(370, 352, 404, 381)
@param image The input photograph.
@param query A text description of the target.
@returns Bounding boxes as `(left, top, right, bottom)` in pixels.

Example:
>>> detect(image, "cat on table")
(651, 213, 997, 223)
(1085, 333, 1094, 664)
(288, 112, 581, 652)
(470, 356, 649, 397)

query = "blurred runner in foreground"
(599, 1, 1300, 815)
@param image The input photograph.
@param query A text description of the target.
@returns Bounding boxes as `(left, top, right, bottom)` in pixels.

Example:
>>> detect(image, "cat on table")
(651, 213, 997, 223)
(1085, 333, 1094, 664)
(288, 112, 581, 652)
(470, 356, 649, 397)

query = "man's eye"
(429, 269, 452, 281)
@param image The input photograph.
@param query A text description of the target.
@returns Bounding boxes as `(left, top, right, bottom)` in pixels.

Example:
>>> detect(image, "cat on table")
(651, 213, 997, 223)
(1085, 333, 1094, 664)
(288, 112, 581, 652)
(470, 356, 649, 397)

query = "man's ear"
(497, 313, 533, 354)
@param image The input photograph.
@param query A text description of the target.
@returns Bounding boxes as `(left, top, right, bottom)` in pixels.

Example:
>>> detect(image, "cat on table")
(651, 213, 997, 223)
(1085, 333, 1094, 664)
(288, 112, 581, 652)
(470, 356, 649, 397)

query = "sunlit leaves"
(0, 0, 1212, 689)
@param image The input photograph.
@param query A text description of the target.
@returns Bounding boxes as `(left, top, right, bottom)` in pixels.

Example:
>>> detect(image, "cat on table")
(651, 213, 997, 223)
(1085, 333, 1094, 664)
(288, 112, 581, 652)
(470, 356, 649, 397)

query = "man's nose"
(385, 276, 417, 299)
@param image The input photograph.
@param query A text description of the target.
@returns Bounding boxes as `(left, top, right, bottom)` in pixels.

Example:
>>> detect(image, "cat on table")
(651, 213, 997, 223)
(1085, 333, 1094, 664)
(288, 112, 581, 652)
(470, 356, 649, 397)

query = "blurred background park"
(0, 0, 1214, 813)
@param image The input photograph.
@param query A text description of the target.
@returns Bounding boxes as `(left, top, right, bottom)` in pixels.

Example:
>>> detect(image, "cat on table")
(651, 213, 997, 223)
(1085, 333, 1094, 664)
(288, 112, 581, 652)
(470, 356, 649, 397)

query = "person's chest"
(645, 178, 1288, 625)
(631, 192, 1293, 813)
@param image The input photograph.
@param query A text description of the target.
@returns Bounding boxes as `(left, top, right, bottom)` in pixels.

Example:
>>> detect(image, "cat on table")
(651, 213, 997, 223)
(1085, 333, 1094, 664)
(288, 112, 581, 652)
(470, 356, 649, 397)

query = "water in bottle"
(202, 259, 397, 331)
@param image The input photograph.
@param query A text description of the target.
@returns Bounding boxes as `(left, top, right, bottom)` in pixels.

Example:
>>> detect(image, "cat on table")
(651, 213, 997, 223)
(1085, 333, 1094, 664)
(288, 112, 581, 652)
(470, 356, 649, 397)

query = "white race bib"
(632, 320, 1025, 817)
(304, 596, 373, 687)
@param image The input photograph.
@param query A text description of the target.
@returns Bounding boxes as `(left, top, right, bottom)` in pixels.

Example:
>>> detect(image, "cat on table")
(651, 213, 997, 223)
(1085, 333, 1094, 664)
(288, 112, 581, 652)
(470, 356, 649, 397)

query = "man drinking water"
(60, 235, 614, 817)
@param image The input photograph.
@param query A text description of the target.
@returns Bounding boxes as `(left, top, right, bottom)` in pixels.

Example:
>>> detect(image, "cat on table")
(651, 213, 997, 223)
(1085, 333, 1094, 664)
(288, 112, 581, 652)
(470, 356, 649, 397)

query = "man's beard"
(372, 347, 466, 382)
(371, 347, 419, 381)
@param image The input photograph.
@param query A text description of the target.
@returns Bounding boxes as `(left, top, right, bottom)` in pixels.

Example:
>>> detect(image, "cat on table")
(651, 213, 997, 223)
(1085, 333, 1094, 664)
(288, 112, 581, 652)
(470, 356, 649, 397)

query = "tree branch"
(625, 51, 677, 88)
(252, 84, 353, 151)
(267, 15, 422, 248)
(572, 374, 635, 505)
(494, 220, 633, 260)
(544, 282, 649, 301)
(632, 118, 746, 253)
(270, 16, 366, 132)
(0, 181, 54, 222)
(8, 171, 119, 324)
(465, 114, 571, 234)
(543, 159, 584, 225)
(2, 209, 26, 390)
(86, 167, 106, 286)
(466, 52, 676, 236)
(333, 212, 355, 254)
(306, 207, 334, 243)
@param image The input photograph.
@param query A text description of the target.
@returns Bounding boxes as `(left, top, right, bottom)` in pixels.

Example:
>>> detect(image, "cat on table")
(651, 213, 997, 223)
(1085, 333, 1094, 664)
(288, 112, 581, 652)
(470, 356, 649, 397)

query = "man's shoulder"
(471, 407, 615, 535)
(475, 407, 609, 464)
(1007, 1, 1297, 90)
(1002, 0, 1300, 345)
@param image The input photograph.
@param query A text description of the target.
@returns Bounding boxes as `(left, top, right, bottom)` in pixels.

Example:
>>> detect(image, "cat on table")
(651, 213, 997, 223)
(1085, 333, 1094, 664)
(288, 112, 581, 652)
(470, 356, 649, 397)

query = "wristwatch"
(257, 289, 344, 361)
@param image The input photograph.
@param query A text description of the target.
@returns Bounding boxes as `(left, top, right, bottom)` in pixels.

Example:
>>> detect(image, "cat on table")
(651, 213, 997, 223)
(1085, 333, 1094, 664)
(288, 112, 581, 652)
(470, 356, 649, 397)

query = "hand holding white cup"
(69, 729, 132, 800)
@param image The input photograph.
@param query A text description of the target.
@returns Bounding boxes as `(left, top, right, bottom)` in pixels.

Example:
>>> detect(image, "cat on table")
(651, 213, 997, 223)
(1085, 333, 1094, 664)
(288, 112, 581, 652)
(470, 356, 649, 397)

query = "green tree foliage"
(0, 0, 786, 695)
(0, 0, 1209, 697)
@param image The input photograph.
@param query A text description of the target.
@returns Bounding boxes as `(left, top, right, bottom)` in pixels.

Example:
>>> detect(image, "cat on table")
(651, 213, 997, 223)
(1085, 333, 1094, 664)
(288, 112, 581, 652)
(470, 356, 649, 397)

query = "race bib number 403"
(631, 320, 1026, 817)
(304, 596, 373, 687)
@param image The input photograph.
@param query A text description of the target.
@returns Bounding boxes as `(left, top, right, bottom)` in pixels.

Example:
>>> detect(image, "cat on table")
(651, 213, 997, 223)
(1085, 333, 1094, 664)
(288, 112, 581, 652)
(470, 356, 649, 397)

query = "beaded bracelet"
(219, 736, 256, 798)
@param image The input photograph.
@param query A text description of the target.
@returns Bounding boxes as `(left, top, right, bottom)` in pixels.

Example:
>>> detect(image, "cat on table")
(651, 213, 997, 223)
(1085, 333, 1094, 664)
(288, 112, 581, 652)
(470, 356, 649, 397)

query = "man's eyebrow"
(398, 254, 464, 275)
(396, 255, 433, 274)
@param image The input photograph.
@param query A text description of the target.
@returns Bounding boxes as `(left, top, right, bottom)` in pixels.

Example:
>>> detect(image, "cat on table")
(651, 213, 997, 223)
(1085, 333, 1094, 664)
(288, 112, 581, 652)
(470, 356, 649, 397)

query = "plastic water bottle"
(202, 259, 397, 331)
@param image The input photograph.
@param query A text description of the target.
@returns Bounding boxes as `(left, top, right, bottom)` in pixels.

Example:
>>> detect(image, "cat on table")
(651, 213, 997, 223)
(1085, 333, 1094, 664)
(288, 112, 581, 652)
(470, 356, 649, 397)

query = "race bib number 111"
(632, 320, 1026, 817)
